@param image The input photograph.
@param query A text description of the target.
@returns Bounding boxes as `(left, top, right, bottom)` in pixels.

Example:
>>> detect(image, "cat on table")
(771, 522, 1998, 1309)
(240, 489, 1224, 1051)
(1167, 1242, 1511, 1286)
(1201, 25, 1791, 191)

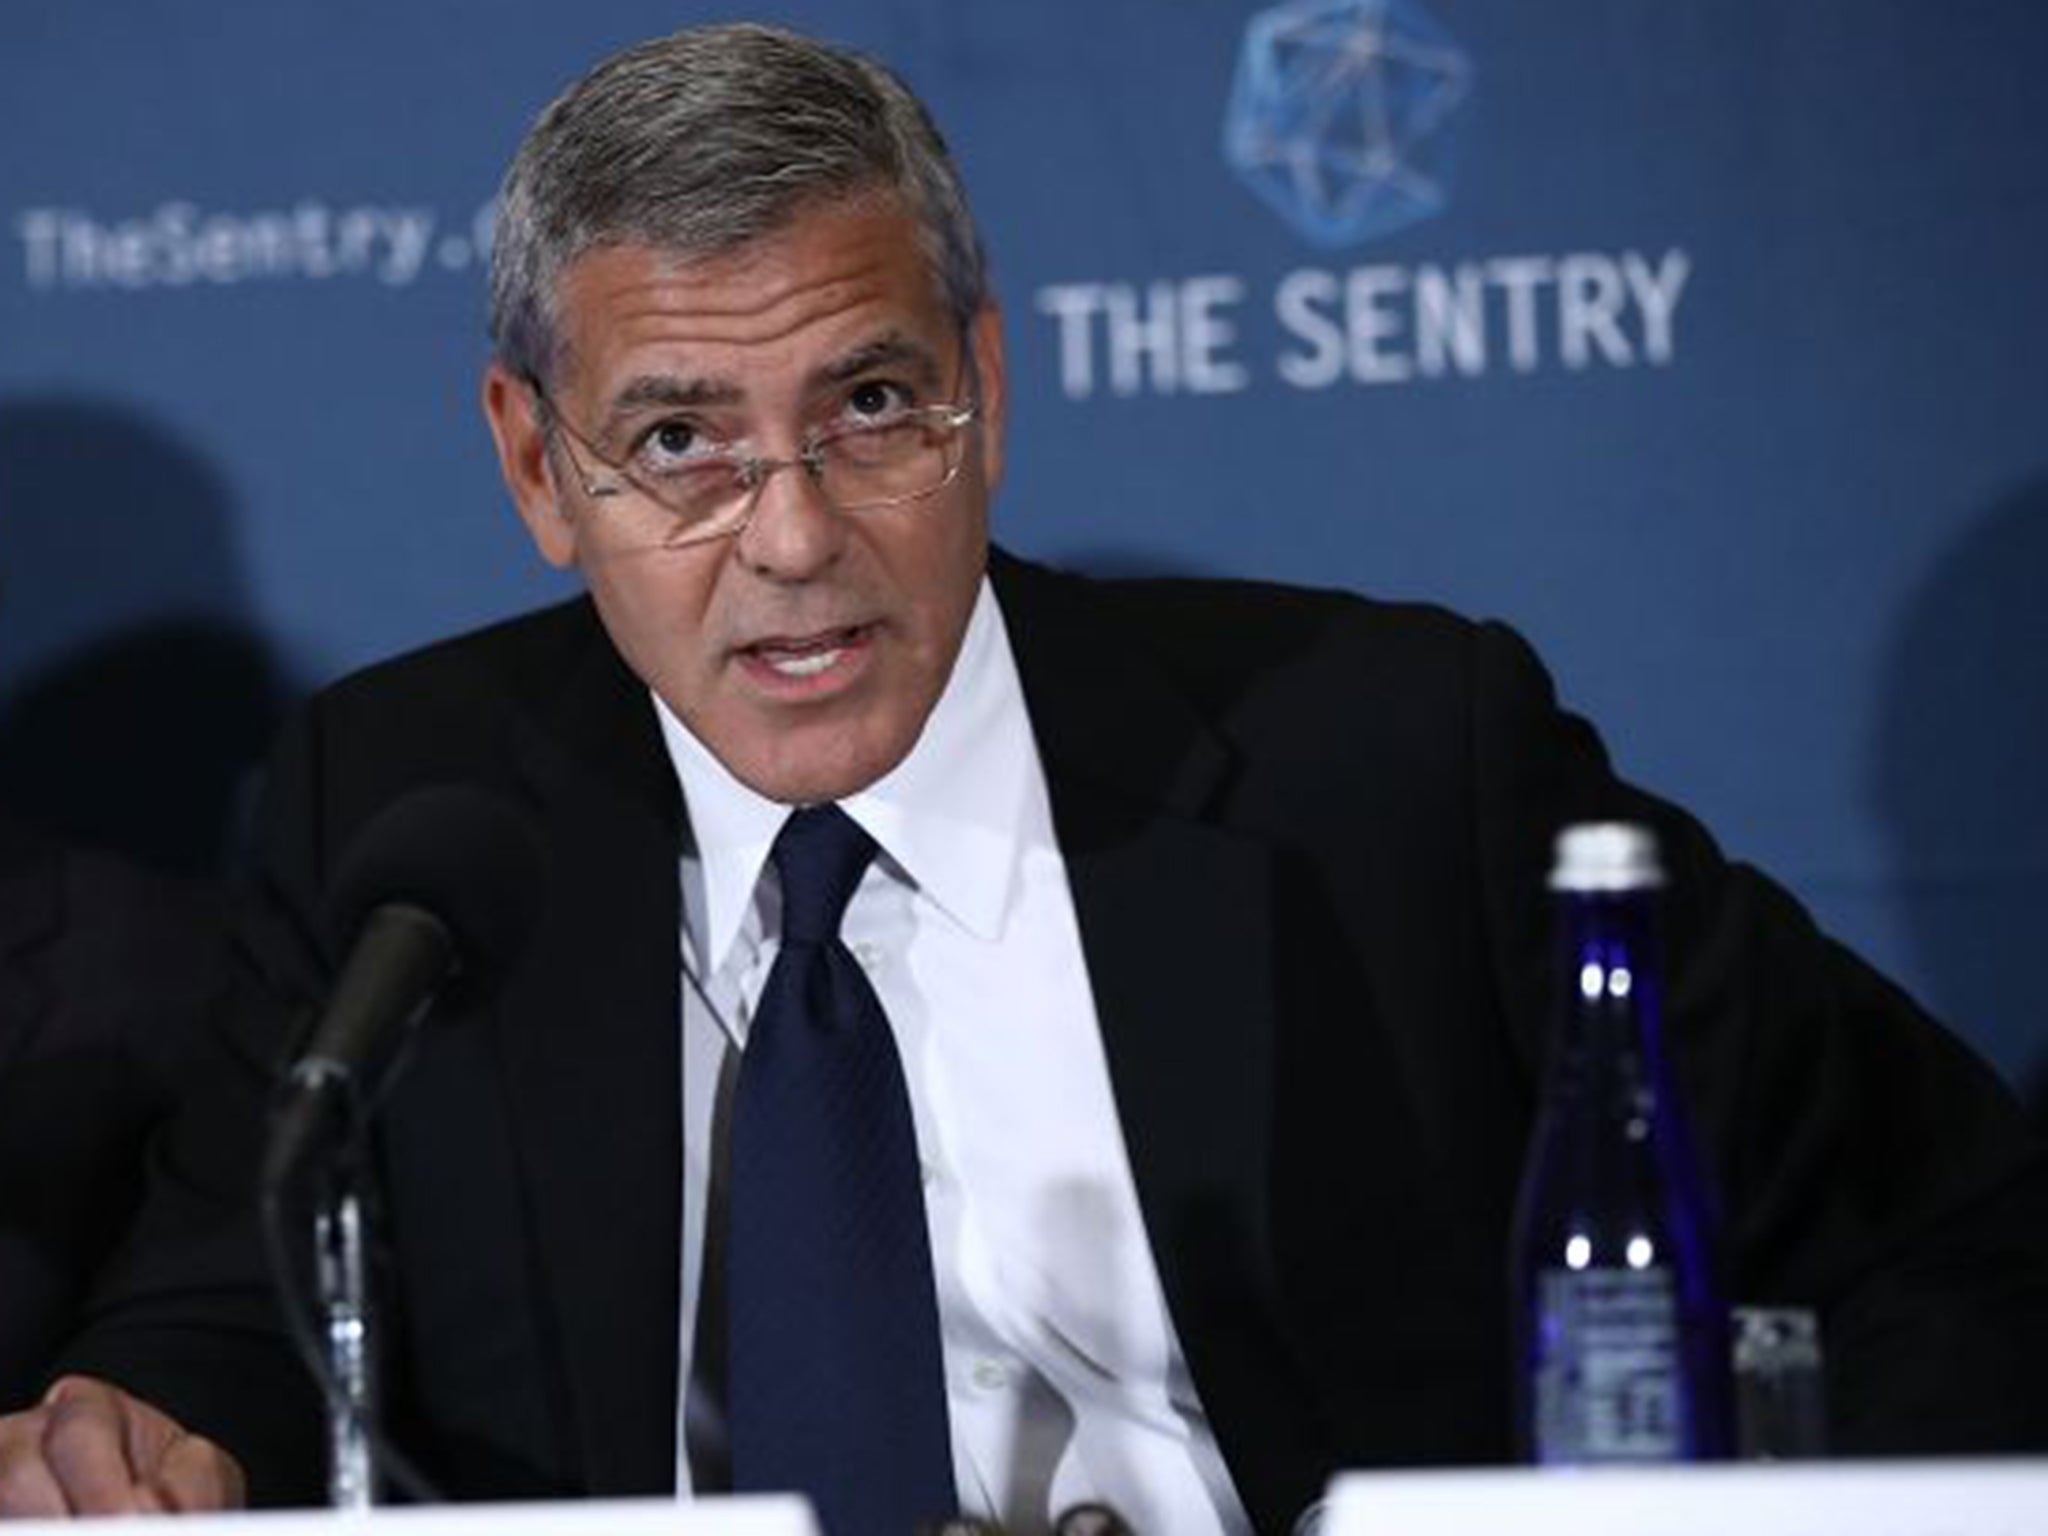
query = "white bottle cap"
(1549, 821, 1666, 892)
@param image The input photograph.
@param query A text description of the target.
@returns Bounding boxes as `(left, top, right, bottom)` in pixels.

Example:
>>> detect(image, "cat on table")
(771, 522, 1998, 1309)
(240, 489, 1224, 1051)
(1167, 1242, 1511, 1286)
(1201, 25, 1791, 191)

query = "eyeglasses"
(529, 374, 980, 550)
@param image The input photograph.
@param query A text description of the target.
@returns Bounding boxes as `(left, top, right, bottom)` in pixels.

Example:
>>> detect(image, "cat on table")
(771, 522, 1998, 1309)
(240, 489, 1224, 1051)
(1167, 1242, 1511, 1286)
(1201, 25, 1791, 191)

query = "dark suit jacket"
(0, 819, 224, 1408)
(63, 552, 2048, 1531)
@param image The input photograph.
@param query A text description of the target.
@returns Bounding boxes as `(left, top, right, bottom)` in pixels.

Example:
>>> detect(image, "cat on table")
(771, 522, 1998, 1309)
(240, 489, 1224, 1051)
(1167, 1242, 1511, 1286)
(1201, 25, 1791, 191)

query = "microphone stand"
(265, 1043, 384, 1511)
(263, 1037, 445, 1508)
(312, 1136, 379, 1512)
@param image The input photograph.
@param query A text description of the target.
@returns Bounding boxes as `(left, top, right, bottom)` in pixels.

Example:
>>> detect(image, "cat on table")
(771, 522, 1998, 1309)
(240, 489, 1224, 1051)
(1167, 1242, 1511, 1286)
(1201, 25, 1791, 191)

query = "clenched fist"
(0, 1377, 245, 1518)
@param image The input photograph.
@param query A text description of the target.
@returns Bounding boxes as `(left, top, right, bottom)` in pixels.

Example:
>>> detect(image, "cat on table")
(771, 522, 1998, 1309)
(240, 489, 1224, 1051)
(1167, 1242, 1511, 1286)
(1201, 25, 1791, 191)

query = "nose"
(731, 449, 842, 582)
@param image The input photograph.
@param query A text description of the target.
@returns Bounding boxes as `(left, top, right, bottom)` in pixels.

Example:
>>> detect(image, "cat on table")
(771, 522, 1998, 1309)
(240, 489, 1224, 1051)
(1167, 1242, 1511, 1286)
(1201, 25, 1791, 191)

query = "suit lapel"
(491, 610, 684, 1496)
(990, 555, 1292, 1439)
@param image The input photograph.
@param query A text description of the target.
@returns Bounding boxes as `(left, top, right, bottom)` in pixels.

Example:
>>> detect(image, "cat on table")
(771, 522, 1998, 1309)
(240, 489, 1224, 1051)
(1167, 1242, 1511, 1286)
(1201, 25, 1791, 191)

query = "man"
(1, 23, 2043, 1535)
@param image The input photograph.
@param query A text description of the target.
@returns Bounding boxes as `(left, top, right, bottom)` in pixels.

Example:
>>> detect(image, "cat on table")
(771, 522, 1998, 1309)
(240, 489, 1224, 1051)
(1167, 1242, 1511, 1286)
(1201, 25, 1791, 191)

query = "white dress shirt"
(656, 579, 1251, 1535)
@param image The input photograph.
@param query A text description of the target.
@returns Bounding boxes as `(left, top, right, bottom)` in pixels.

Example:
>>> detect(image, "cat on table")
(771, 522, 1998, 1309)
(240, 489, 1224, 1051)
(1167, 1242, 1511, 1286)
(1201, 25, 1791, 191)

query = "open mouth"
(741, 623, 874, 681)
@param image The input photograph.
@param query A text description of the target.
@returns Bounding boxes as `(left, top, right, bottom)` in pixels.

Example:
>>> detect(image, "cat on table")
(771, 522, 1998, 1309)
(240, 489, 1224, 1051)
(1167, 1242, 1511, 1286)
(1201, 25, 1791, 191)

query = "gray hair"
(488, 23, 988, 386)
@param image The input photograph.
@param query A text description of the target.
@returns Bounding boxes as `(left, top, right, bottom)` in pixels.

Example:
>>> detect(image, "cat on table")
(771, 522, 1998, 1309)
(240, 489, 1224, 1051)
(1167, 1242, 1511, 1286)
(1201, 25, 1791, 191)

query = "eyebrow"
(599, 375, 742, 437)
(593, 329, 950, 437)
(812, 331, 945, 392)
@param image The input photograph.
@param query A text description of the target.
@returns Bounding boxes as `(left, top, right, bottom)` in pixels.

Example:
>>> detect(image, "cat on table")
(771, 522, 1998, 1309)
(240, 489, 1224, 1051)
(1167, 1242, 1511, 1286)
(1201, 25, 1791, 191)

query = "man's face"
(484, 200, 1006, 805)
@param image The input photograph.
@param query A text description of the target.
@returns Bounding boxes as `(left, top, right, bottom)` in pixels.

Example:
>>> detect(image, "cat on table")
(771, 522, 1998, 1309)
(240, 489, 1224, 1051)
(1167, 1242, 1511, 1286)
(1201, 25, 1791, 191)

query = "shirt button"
(970, 1358, 1012, 1392)
(852, 942, 882, 972)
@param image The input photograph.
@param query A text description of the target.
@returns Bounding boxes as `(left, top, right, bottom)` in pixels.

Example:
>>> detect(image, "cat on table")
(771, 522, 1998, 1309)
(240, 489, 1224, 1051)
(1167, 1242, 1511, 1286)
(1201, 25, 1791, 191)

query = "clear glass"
(1732, 1305, 1828, 1459)
(538, 388, 978, 549)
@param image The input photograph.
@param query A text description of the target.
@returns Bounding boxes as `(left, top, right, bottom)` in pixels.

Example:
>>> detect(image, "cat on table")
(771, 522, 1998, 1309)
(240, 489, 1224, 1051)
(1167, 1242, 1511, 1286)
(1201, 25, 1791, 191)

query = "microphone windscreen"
(321, 784, 546, 995)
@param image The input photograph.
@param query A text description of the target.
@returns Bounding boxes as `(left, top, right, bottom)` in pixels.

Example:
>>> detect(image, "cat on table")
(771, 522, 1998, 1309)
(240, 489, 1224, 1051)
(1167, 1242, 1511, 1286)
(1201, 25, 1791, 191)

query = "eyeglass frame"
(523, 355, 982, 550)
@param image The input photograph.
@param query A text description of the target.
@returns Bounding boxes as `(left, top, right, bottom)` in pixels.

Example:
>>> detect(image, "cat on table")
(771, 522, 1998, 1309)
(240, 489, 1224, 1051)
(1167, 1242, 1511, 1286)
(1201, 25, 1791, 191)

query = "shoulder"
(990, 548, 1559, 771)
(275, 596, 620, 791)
(242, 595, 668, 928)
(994, 544, 1517, 674)
(312, 596, 606, 724)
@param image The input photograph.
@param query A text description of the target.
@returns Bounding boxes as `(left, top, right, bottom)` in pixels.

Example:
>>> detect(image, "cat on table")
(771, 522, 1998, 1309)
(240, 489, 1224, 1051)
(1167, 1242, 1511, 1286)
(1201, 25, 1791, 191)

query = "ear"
(482, 362, 579, 570)
(967, 303, 1008, 491)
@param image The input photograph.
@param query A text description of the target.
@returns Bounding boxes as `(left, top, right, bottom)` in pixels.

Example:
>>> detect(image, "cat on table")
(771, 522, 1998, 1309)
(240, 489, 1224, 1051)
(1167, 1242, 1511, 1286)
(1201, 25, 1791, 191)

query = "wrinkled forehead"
(543, 200, 957, 397)
(537, 188, 952, 382)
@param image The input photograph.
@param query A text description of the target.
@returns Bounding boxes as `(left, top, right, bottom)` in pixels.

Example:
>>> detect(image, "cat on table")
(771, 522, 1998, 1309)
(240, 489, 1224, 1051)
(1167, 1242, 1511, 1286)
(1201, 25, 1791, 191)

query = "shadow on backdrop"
(0, 398, 292, 877)
(1872, 477, 2048, 1128)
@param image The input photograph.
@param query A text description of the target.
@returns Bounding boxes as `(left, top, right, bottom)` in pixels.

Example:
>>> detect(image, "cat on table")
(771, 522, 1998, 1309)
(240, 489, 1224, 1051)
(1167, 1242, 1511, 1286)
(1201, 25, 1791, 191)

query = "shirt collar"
(656, 577, 1040, 973)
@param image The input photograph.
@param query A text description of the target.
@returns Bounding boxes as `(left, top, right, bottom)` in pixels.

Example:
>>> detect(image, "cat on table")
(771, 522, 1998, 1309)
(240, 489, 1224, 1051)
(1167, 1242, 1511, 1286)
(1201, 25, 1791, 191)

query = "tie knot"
(770, 804, 878, 946)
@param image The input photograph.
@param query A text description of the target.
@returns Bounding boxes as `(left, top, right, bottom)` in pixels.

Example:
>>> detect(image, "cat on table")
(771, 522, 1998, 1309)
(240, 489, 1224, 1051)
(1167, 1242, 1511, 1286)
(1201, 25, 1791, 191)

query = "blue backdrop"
(3, 0, 2044, 1090)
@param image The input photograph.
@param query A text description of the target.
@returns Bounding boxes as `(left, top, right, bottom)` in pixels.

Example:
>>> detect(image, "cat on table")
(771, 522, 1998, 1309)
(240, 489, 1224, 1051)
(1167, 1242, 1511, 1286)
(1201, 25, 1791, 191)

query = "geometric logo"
(1223, 0, 1473, 249)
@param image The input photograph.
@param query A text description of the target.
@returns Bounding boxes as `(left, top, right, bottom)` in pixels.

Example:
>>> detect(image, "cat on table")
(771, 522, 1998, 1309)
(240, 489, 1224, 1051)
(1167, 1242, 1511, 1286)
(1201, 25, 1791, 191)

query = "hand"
(0, 1376, 246, 1517)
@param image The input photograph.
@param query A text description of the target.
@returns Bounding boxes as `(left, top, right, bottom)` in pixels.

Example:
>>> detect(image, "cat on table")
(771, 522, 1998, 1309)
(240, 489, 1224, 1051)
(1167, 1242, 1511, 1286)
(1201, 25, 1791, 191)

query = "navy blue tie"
(726, 804, 958, 1536)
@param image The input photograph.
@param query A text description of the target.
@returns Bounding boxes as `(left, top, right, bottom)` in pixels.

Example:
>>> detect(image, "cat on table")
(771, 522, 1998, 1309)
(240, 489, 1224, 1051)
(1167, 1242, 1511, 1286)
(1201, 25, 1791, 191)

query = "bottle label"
(1533, 1266, 1683, 1461)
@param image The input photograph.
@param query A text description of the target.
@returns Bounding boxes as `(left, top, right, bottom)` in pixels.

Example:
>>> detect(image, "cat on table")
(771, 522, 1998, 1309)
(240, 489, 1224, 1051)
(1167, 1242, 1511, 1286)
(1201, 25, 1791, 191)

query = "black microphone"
(262, 784, 545, 1191)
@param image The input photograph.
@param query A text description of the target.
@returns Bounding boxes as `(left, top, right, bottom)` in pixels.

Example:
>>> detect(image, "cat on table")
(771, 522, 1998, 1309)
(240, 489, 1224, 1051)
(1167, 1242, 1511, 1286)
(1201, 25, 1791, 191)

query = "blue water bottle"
(1511, 822, 1733, 1463)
